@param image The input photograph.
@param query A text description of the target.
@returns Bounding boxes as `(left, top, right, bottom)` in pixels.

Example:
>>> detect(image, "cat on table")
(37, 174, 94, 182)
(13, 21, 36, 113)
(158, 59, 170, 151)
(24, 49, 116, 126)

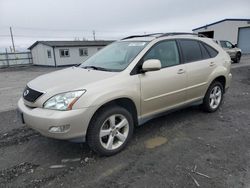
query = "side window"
(79, 48, 88, 56)
(203, 43, 218, 58)
(60, 49, 70, 57)
(144, 40, 180, 68)
(220, 41, 233, 49)
(226, 41, 233, 48)
(179, 40, 202, 63)
(199, 42, 210, 59)
(47, 50, 51, 58)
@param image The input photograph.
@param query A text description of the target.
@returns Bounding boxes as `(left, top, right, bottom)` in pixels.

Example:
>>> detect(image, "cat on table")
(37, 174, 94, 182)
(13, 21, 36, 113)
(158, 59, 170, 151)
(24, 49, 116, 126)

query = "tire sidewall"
(235, 53, 241, 63)
(203, 81, 224, 112)
(87, 106, 134, 156)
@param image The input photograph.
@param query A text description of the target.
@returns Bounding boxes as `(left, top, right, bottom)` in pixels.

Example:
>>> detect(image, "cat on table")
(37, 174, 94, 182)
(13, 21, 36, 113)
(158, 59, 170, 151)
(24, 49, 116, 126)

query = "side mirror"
(142, 59, 161, 72)
(233, 44, 237, 48)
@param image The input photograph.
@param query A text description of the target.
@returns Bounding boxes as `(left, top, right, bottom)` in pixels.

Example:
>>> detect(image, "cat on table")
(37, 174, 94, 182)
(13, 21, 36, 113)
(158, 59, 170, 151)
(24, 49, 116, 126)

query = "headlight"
(43, 90, 86, 111)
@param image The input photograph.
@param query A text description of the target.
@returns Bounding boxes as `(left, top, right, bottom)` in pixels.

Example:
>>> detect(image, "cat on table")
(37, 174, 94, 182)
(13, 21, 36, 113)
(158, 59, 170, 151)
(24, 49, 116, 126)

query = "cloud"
(0, 0, 249, 51)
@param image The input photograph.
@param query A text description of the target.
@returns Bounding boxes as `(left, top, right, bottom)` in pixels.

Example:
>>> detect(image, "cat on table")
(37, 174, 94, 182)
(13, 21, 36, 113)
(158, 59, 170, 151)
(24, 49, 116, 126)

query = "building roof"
(192, 18, 250, 31)
(28, 40, 114, 50)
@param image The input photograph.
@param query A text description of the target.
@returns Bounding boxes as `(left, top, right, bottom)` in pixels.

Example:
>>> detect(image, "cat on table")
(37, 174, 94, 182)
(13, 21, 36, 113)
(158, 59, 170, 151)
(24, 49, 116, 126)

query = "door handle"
(177, 69, 185, 74)
(210, 62, 215, 67)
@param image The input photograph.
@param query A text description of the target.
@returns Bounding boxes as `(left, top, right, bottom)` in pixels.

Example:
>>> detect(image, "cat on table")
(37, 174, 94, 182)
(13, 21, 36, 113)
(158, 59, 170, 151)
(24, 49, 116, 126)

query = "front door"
(140, 40, 187, 117)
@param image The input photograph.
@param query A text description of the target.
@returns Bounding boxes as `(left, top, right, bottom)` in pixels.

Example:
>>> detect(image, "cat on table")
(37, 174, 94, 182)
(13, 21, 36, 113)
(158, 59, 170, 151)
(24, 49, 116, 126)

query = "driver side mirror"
(233, 44, 237, 48)
(142, 59, 161, 72)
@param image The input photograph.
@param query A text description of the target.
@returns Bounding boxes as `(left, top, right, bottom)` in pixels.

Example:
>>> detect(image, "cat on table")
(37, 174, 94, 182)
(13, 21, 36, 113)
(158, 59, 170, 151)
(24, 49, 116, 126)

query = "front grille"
(23, 86, 44, 103)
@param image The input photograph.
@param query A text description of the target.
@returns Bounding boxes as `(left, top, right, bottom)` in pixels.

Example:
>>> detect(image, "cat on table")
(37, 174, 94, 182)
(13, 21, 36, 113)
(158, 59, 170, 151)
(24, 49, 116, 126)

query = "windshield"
(220, 41, 233, 48)
(80, 41, 148, 72)
(220, 41, 227, 48)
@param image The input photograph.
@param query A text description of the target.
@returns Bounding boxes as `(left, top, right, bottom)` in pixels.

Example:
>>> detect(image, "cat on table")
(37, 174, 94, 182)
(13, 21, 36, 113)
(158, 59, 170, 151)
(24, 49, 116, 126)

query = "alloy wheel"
(209, 86, 222, 109)
(99, 114, 129, 150)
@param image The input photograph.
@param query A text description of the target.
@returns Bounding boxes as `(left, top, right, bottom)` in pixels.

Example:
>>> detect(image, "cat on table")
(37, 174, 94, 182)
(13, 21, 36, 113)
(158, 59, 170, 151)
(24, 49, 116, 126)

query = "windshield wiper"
(81, 66, 109, 71)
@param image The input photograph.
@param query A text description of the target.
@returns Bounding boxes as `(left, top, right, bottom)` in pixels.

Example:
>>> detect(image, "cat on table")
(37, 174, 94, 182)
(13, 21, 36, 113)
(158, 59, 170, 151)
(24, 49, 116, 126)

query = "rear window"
(179, 40, 202, 63)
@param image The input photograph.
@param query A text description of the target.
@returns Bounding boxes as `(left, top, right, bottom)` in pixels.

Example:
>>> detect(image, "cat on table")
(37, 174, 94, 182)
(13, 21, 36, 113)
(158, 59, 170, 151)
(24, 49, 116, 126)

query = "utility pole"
(93, 30, 96, 41)
(10, 27, 15, 52)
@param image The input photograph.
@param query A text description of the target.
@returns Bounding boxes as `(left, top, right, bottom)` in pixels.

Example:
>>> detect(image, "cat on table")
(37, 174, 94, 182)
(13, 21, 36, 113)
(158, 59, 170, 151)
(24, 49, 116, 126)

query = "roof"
(28, 40, 114, 50)
(192, 18, 250, 31)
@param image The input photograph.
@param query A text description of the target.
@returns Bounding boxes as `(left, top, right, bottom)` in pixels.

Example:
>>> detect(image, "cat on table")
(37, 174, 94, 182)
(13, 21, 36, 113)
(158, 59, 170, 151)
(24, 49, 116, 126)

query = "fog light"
(49, 125, 70, 133)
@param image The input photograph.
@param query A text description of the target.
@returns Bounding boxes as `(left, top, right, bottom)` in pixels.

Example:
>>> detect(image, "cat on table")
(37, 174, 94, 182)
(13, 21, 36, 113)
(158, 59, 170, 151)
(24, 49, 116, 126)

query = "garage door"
(238, 27, 250, 54)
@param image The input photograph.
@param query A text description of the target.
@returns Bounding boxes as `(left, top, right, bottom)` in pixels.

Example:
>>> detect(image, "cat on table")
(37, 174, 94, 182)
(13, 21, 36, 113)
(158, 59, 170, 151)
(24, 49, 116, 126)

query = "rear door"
(178, 39, 218, 101)
(139, 40, 187, 117)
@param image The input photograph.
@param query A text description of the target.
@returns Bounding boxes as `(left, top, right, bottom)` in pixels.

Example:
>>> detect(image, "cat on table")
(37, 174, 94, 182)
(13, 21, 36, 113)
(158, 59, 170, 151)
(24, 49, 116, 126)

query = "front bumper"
(18, 98, 96, 141)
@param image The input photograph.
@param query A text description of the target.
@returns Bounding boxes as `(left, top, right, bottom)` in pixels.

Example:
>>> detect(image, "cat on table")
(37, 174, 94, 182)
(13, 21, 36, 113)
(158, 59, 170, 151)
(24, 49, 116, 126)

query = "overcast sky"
(0, 0, 250, 52)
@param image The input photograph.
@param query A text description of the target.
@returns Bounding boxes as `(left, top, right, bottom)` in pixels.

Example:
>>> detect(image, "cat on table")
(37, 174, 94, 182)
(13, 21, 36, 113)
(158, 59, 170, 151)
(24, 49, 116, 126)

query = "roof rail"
(121, 32, 207, 40)
(122, 33, 164, 40)
(158, 32, 207, 38)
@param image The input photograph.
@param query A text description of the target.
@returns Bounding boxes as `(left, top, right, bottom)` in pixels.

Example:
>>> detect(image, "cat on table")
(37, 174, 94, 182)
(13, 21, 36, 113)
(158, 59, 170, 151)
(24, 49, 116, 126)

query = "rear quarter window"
(203, 43, 218, 58)
(199, 42, 211, 59)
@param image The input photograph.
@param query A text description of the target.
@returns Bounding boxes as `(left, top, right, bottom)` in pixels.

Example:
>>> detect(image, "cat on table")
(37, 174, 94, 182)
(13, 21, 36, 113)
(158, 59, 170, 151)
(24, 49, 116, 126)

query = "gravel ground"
(0, 66, 62, 113)
(0, 57, 250, 187)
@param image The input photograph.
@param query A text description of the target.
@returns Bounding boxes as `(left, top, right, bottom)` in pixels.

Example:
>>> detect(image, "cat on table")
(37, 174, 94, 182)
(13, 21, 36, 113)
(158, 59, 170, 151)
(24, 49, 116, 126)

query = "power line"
(0, 35, 93, 38)
(0, 26, 147, 33)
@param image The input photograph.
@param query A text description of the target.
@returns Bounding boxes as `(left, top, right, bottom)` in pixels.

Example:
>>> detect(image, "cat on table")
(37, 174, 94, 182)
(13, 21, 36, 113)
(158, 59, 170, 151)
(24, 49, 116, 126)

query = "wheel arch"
(210, 75, 226, 92)
(86, 97, 138, 140)
(237, 51, 242, 56)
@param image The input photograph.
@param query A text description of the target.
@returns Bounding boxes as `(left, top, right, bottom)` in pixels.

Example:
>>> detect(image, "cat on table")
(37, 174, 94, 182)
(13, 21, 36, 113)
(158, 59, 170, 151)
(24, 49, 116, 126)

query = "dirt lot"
(0, 57, 250, 187)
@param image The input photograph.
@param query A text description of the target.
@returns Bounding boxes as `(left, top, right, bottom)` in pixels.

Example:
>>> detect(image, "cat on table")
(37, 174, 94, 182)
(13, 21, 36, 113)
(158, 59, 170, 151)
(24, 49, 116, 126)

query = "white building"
(28, 40, 114, 66)
(193, 18, 250, 54)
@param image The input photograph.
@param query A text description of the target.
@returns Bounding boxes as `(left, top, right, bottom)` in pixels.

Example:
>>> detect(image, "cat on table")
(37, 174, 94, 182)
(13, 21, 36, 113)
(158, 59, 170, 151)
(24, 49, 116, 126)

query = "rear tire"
(202, 81, 224, 113)
(87, 105, 134, 156)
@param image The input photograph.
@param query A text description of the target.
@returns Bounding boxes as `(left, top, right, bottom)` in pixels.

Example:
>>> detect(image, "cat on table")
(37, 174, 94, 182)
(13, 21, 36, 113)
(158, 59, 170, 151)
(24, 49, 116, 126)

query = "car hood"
(27, 67, 118, 94)
(234, 47, 241, 52)
(223, 47, 241, 52)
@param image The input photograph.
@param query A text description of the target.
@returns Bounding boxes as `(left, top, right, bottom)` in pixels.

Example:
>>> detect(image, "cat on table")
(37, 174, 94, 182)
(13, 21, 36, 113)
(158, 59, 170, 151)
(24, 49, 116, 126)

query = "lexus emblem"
(23, 89, 29, 97)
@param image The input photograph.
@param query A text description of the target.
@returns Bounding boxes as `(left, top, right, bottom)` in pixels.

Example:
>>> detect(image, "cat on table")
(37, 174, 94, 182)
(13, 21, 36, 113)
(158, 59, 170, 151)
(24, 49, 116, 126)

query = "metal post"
(28, 52, 31, 64)
(10, 27, 15, 52)
(93, 30, 96, 41)
(5, 48, 9, 67)
(52, 47, 57, 67)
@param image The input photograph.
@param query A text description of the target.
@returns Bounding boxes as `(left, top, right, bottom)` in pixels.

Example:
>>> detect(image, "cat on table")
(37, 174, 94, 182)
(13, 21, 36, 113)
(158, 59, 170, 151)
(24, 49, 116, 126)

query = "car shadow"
(35, 105, 203, 160)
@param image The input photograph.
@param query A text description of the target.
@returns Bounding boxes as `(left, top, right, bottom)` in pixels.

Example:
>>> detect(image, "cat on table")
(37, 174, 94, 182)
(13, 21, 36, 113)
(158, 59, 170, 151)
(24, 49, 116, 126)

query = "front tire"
(234, 52, 241, 63)
(87, 105, 134, 156)
(202, 81, 224, 112)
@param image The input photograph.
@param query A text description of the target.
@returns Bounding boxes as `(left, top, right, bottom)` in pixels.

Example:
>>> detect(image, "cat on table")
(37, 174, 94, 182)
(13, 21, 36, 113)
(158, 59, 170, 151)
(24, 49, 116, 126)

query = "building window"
(47, 50, 52, 58)
(79, 48, 88, 56)
(60, 49, 70, 57)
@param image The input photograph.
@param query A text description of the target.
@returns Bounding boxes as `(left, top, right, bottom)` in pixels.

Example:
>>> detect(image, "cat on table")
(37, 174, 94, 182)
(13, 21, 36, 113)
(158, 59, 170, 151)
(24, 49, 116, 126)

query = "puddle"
(145, 136, 168, 149)
(96, 163, 125, 182)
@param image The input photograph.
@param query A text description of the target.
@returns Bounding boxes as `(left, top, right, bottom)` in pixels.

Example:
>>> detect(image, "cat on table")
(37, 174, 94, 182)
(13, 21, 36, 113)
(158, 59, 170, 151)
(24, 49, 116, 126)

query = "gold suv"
(18, 33, 232, 156)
